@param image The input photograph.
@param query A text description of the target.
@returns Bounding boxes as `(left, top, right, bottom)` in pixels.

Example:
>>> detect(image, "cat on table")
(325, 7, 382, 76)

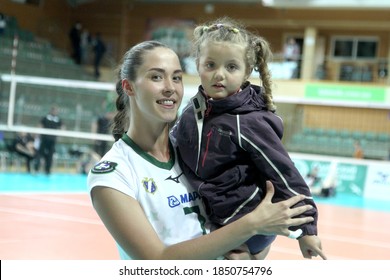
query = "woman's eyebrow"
(147, 68, 183, 74)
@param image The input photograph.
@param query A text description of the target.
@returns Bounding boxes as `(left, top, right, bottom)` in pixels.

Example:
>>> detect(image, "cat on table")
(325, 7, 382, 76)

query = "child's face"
(197, 41, 248, 100)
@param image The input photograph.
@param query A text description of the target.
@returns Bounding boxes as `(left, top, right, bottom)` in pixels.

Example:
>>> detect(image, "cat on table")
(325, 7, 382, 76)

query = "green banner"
(305, 84, 385, 102)
(336, 163, 367, 196)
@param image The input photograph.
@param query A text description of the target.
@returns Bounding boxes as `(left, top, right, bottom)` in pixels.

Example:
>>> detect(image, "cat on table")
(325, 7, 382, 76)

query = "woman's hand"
(249, 181, 314, 237)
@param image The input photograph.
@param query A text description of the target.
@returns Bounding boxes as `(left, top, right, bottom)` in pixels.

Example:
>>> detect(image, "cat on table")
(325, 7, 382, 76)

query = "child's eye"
(173, 75, 183, 82)
(151, 75, 163, 81)
(227, 64, 238, 71)
(205, 62, 215, 69)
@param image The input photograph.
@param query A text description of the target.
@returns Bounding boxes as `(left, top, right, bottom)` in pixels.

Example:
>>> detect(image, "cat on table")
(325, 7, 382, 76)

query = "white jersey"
(87, 134, 210, 259)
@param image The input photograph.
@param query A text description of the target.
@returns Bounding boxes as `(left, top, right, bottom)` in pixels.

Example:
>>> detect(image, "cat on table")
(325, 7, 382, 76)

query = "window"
(356, 41, 377, 58)
(331, 37, 378, 60)
(333, 40, 353, 57)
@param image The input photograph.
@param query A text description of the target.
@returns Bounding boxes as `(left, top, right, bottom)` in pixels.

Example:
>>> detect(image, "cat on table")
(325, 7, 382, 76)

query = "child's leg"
(246, 234, 276, 255)
(252, 244, 272, 260)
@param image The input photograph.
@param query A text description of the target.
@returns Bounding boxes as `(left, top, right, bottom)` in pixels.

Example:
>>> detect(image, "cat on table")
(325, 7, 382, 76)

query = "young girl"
(172, 17, 326, 259)
(87, 40, 315, 260)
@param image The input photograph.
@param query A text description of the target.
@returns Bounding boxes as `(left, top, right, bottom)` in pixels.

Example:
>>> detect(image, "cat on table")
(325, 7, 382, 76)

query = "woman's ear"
(122, 79, 134, 96)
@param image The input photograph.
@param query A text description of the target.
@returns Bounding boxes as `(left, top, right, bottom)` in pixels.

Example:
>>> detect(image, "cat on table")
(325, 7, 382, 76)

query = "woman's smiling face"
(127, 47, 184, 124)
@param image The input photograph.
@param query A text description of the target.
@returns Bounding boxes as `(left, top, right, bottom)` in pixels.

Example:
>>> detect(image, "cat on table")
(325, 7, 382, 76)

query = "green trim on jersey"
(121, 133, 175, 170)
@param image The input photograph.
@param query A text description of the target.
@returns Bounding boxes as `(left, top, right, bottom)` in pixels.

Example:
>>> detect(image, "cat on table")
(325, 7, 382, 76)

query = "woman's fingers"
(263, 181, 275, 202)
(264, 181, 308, 210)
(288, 216, 314, 228)
(284, 193, 307, 208)
(259, 181, 314, 237)
(290, 204, 314, 217)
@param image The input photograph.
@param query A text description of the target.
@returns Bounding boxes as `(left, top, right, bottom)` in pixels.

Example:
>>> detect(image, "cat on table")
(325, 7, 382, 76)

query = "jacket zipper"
(205, 101, 212, 117)
(201, 101, 213, 167)
(202, 129, 212, 167)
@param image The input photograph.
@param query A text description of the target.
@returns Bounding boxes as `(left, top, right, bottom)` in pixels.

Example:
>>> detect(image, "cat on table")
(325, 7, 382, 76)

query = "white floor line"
(0, 193, 91, 206)
(0, 206, 102, 225)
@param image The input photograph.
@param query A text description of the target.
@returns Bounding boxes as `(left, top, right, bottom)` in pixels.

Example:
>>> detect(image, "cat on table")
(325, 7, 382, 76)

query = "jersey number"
(183, 206, 207, 235)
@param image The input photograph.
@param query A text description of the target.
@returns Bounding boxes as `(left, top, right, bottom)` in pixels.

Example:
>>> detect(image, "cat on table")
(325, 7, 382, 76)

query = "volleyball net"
(0, 73, 121, 171)
(0, 73, 116, 142)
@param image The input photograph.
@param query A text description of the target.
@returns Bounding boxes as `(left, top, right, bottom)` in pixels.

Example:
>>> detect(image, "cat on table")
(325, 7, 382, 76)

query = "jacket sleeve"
(239, 111, 318, 236)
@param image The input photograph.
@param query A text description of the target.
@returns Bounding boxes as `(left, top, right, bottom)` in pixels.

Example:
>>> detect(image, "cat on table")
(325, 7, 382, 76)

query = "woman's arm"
(91, 181, 313, 260)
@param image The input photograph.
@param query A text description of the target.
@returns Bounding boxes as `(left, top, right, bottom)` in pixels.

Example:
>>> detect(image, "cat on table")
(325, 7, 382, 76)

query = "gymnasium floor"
(1, 172, 389, 260)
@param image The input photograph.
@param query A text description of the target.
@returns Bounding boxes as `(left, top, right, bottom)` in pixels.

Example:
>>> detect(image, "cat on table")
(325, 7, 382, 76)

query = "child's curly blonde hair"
(192, 17, 275, 111)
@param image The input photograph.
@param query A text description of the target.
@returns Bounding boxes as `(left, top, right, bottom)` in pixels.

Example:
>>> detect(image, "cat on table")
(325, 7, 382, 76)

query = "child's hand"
(298, 235, 327, 260)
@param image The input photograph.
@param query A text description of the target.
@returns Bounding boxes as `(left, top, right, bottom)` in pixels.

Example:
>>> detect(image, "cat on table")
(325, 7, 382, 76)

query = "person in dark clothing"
(0, 13, 7, 36)
(91, 98, 114, 157)
(69, 22, 82, 64)
(12, 131, 37, 173)
(35, 106, 63, 174)
(172, 17, 326, 260)
(92, 112, 112, 157)
(92, 32, 106, 79)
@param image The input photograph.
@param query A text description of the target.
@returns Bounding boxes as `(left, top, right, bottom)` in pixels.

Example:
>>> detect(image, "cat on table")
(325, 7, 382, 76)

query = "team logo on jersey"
(91, 161, 117, 173)
(167, 195, 180, 208)
(142, 177, 157, 194)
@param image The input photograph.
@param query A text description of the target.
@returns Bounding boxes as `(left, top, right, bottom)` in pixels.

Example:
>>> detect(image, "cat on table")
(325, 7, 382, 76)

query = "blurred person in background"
(353, 140, 364, 159)
(92, 32, 106, 79)
(283, 37, 301, 78)
(91, 111, 113, 157)
(77, 148, 101, 175)
(69, 21, 82, 64)
(0, 12, 6, 36)
(91, 99, 114, 157)
(34, 105, 64, 175)
(12, 131, 37, 173)
(283, 37, 300, 62)
(80, 28, 91, 65)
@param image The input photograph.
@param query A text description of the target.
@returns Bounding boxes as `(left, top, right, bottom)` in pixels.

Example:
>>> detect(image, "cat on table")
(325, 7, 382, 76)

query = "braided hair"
(192, 17, 275, 111)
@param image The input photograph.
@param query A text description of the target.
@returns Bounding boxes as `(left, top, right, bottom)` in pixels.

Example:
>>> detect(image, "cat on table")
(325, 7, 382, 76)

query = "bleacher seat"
(286, 128, 389, 160)
(378, 133, 390, 142)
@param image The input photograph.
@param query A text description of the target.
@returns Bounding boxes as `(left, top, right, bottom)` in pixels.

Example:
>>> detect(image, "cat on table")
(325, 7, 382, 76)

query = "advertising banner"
(291, 157, 367, 196)
(364, 162, 390, 200)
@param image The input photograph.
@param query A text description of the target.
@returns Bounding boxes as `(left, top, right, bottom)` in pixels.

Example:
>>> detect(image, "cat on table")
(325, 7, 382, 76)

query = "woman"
(87, 40, 314, 260)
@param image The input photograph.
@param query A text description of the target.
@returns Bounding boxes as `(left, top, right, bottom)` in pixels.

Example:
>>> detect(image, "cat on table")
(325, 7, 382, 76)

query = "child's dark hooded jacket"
(171, 82, 318, 237)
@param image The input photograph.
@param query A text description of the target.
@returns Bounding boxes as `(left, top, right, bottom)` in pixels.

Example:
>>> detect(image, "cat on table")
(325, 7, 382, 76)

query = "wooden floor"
(1, 191, 389, 260)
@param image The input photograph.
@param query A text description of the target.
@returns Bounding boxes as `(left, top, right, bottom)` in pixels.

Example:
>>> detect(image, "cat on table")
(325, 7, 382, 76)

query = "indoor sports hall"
(1, 0, 390, 260)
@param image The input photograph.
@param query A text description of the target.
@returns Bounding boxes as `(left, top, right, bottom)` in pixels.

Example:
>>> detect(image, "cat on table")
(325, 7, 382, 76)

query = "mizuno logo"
(165, 172, 183, 183)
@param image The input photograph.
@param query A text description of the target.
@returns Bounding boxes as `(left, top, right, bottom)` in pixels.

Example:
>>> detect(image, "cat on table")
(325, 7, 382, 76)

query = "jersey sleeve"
(87, 156, 138, 200)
